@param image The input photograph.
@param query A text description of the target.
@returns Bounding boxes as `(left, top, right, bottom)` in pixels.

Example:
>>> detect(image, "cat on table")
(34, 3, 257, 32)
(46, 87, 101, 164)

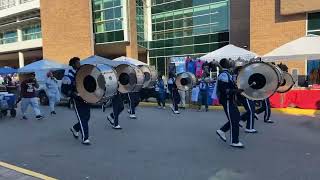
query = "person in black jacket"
(216, 58, 244, 148)
(62, 57, 91, 145)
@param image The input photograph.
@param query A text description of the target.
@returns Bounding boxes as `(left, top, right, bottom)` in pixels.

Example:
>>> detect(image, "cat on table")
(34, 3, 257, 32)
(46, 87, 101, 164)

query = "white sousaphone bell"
(75, 56, 157, 104)
(175, 72, 197, 91)
(236, 61, 295, 101)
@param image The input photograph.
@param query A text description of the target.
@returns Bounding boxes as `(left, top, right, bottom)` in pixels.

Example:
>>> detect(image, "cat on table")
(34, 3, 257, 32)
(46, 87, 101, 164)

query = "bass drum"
(237, 61, 279, 101)
(76, 64, 118, 104)
(277, 72, 295, 93)
(116, 64, 144, 93)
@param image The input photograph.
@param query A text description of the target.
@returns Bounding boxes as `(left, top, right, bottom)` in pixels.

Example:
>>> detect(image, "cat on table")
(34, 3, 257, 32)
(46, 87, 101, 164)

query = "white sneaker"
(70, 127, 79, 139)
(174, 110, 180, 114)
(163, 106, 166, 109)
(158, 106, 162, 109)
(230, 142, 244, 148)
(113, 125, 122, 129)
(82, 139, 91, 145)
(129, 114, 137, 119)
(245, 128, 258, 133)
(216, 130, 227, 142)
(107, 115, 114, 126)
(265, 119, 274, 123)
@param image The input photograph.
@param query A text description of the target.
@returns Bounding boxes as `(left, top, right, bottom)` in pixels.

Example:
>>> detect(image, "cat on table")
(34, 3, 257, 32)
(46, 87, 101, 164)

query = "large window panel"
(308, 12, 320, 31)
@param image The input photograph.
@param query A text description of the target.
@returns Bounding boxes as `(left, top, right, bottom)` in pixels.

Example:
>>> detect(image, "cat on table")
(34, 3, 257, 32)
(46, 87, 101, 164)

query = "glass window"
(103, 0, 113, 9)
(105, 21, 114, 31)
(193, 25, 211, 36)
(194, 44, 210, 53)
(114, 7, 122, 18)
(183, 45, 194, 54)
(194, 35, 210, 44)
(193, 6, 210, 16)
(193, 15, 210, 26)
(308, 12, 320, 31)
(114, 30, 124, 41)
(174, 10, 183, 19)
(93, 0, 102, 10)
(104, 9, 114, 19)
(165, 21, 173, 30)
(22, 24, 42, 41)
(173, 19, 183, 29)
(114, 19, 122, 30)
(114, 0, 121, 6)
(184, 36, 194, 45)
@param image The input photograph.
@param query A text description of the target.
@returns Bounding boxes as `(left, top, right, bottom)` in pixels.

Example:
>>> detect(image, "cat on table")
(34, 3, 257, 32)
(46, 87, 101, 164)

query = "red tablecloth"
(270, 89, 320, 109)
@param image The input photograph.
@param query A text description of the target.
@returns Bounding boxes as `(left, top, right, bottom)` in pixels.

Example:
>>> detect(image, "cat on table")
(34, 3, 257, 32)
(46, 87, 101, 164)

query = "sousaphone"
(277, 72, 295, 93)
(138, 65, 158, 88)
(175, 72, 196, 91)
(76, 64, 118, 104)
(116, 64, 144, 93)
(237, 61, 279, 100)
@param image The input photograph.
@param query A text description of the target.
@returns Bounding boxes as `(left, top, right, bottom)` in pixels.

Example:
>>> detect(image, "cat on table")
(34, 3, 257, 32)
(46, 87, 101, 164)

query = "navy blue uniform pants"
(256, 98, 271, 121)
(220, 99, 240, 144)
(73, 98, 90, 141)
(239, 97, 255, 129)
(110, 93, 124, 126)
(127, 92, 140, 115)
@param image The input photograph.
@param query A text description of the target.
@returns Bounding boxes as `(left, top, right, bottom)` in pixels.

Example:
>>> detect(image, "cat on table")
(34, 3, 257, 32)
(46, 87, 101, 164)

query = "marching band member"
(167, 73, 180, 114)
(256, 98, 273, 123)
(155, 75, 166, 109)
(238, 95, 257, 133)
(62, 57, 91, 145)
(127, 91, 140, 119)
(107, 91, 124, 130)
(216, 58, 244, 148)
(233, 65, 257, 133)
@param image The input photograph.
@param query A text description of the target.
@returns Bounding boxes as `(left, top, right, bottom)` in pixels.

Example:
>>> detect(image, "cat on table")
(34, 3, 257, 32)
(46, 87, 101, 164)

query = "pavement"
(0, 104, 320, 180)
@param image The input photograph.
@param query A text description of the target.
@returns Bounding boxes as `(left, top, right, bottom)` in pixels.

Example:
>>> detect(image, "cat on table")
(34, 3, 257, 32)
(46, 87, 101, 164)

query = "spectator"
(198, 77, 209, 112)
(0, 75, 4, 85)
(46, 71, 60, 115)
(20, 73, 44, 120)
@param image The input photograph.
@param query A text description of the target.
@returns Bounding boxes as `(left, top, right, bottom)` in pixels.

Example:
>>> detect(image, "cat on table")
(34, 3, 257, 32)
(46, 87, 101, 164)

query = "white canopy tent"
(200, 44, 258, 62)
(113, 56, 147, 66)
(263, 35, 320, 61)
(81, 55, 114, 65)
(18, 59, 67, 73)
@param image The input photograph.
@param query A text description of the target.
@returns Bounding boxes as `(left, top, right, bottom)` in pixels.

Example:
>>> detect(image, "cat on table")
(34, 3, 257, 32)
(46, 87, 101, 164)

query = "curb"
(0, 161, 57, 180)
(139, 102, 319, 117)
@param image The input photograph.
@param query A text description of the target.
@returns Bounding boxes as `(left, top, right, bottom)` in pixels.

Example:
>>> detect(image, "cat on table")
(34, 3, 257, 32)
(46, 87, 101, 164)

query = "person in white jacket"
(46, 71, 60, 115)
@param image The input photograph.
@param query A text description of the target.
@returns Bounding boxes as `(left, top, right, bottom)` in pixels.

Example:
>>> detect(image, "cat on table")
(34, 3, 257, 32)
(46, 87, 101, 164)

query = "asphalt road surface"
(0, 105, 319, 180)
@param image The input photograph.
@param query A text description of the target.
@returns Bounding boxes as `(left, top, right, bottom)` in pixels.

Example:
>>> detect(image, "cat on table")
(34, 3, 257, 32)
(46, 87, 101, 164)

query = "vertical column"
(17, 28, 23, 42)
(19, 51, 24, 68)
(126, 0, 138, 59)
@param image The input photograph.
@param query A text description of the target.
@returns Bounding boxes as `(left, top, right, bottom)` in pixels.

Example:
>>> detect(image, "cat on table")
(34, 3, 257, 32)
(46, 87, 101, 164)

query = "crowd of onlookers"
(0, 74, 19, 86)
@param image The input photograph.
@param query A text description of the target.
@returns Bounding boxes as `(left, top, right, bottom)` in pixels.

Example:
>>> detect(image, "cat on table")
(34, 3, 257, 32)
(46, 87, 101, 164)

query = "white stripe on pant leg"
(227, 100, 232, 143)
(265, 99, 268, 121)
(128, 93, 132, 114)
(73, 99, 85, 141)
(246, 99, 253, 129)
